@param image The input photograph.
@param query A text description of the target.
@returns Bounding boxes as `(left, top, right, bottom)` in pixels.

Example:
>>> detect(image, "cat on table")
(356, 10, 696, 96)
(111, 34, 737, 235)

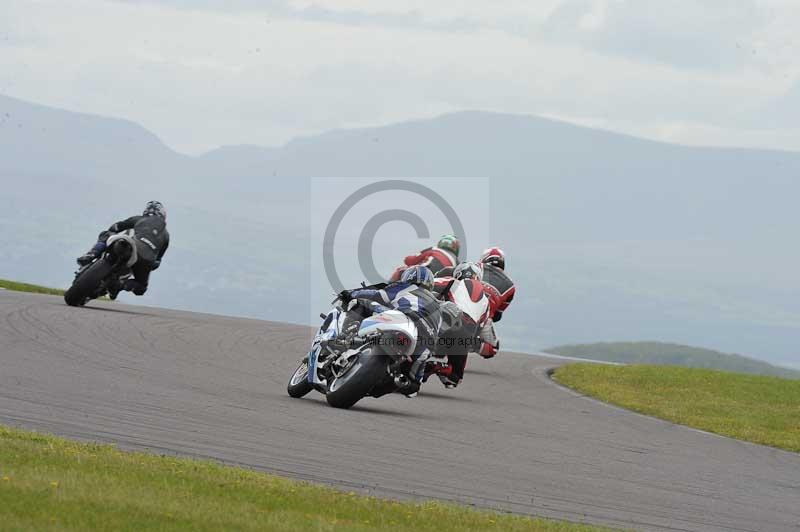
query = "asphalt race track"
(1, 291, 798, 531)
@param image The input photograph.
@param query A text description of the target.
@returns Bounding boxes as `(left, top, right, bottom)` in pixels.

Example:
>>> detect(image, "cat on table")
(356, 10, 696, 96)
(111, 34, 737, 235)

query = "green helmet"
(437, 234, 460, 259)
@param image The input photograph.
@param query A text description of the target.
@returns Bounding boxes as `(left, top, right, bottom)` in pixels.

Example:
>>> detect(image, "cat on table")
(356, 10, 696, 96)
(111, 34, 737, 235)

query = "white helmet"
(480, 247, 505, 270)
(453, 261, 483, 281)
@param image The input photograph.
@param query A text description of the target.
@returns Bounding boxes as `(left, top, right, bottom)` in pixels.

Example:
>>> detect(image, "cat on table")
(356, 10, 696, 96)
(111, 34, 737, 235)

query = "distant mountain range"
(546, 342, 800, 379)
(1, 93, 798, 370)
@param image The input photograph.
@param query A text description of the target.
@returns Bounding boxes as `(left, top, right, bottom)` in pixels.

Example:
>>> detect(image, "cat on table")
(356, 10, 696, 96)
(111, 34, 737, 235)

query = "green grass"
(546, 342, 800, 379)
(0, 426, 614, 532)
(553, 364, 800, 453)
(0, 279, 64, 296)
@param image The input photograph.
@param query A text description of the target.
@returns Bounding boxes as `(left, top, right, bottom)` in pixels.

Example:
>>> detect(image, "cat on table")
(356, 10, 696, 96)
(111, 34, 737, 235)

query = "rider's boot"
(438, 374, 460, 389)
(123, 278, 147, 296)
(76, 242, 106, 266)
(435, 364, 459, 388)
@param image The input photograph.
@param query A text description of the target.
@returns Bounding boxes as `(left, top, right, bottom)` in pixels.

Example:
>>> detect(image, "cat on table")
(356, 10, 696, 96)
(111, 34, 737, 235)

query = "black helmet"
(143, 201, 167, 220)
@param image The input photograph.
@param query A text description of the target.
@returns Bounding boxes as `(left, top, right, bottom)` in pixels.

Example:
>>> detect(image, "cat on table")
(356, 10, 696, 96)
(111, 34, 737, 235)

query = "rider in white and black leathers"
(343, 265, 442, 396)
(76, 201, 170, 297)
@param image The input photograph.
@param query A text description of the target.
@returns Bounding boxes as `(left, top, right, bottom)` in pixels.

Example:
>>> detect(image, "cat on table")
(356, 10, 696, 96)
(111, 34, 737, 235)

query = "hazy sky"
(2, 0, 798, 154)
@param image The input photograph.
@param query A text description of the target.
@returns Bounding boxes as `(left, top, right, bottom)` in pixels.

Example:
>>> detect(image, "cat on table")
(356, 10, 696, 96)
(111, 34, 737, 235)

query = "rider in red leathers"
(389, 234, 460, 281)
(479, 247, 516, 323)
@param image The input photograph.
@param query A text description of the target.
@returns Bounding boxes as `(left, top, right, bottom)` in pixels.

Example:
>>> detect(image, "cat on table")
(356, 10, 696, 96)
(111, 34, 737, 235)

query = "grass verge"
(553, 364, 800, 453)
(545, 341, 800, 379)
(0, 279, 64, 296)
(0, 425, 614, 531)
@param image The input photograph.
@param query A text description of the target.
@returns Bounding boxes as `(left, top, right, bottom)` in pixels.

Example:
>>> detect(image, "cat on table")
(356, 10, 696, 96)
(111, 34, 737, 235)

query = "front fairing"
(448, 280, 488, 325)
(308, 306, 342, 386)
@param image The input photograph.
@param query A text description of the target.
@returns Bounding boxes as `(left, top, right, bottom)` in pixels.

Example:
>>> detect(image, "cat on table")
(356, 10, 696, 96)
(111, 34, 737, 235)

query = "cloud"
(110, 0, 528, 33)
(541, 0, 766, 70)
(759, 81, 800, 128)
(112, 0, 287, 12)
(0, 0, 798, 153)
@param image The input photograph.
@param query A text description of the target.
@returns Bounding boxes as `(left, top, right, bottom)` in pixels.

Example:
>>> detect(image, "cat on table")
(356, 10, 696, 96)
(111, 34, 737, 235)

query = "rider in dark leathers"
(76, 201, 170, 297)
(343, 265, 442, 396)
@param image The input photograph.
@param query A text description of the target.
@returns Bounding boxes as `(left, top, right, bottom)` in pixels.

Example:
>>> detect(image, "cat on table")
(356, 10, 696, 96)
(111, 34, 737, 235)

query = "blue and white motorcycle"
(287, 291, 421, 409)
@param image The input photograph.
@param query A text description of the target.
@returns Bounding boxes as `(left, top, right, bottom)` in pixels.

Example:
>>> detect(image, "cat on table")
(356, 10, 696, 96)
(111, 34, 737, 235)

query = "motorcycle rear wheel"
(325, 348, 388, 409)
(64, 260, 113, 307)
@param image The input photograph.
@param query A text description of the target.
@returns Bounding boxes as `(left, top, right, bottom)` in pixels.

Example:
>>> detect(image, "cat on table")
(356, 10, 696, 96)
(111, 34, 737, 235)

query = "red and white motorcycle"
(428, 262, 498, 387)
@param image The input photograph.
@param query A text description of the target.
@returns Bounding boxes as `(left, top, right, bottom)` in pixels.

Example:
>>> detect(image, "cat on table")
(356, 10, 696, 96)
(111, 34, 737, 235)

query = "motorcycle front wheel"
(287, 357, 314, 398)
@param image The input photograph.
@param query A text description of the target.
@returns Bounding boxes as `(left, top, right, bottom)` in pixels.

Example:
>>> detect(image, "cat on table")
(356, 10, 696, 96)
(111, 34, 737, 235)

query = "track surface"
(1, 291, 798, 531)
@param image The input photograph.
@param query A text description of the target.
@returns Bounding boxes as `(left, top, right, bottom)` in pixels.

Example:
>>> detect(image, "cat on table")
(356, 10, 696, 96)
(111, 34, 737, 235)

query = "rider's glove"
(337, 289, 352, 304)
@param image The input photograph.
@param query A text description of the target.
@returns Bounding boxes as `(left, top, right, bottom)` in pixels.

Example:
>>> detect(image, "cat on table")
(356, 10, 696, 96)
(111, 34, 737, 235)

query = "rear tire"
(326, 348, 388, 409)
(287, 358, 314, 398)
(64, 260, 113, 307)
